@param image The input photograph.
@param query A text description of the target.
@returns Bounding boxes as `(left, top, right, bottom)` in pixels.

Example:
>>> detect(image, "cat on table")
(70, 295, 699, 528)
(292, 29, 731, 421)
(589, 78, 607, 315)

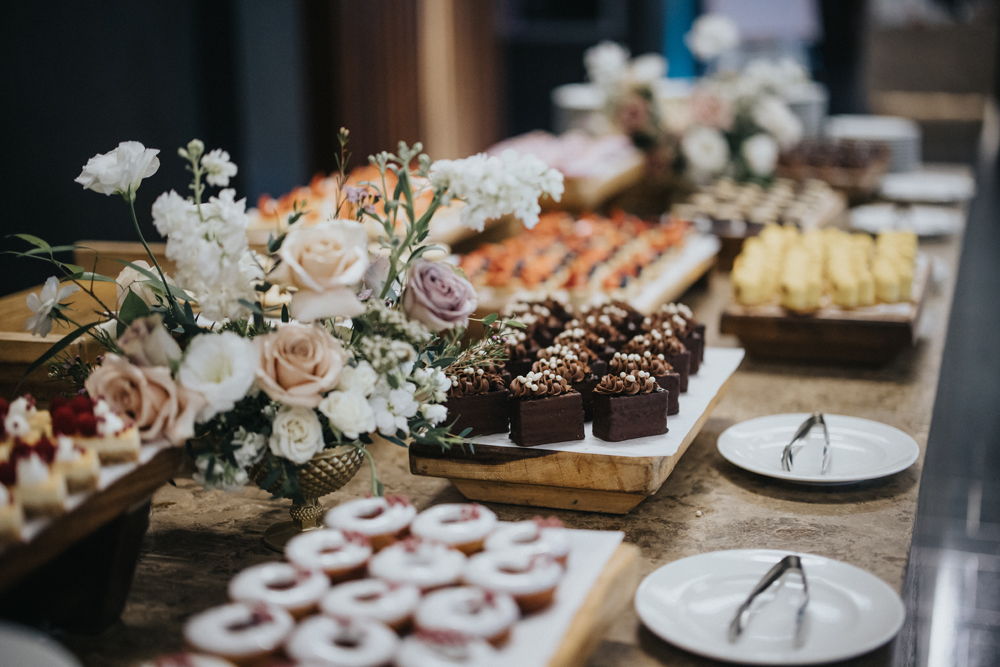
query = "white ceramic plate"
(635, 549, 905, 665)
(0, 623, 81, 667)
(717, 413, 919, 485)
(850, 203, 964, 237)
(880, 171, 975, 203)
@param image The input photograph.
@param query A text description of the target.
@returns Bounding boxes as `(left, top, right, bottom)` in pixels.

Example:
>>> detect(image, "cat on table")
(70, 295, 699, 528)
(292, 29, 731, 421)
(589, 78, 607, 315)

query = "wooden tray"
(409, 348, 745, 514)
(0, 444, 183, 591)
(719, 255, 932, 363)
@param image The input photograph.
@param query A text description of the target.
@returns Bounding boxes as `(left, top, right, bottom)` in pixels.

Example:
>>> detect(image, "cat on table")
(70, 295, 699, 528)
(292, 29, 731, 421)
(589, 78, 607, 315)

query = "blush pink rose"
(402, 260, 478, 332)
(255, 323, 346, 408)
(269, 219, 369, 322)
(84, 354, 205, 445)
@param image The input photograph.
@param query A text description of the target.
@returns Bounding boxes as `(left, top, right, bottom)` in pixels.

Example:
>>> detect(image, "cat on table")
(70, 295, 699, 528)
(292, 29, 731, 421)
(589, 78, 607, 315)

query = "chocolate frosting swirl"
(610, 352, 672, 376)
(506, 331, 539, 361)
(594, 371, 658, 396)
(624, 331, 687, 357)
(531, 355, 590, 383)
(509, 371, 575, 400)
(448, 368, 506, 398)
(537, 342, 600, 367)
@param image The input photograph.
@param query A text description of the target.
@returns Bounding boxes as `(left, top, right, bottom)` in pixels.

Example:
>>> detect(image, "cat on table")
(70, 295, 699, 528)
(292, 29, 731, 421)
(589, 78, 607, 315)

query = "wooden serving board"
(409, 348, 745, 514)
(0, 444, 183, 592)
(719, 255, 932, 363)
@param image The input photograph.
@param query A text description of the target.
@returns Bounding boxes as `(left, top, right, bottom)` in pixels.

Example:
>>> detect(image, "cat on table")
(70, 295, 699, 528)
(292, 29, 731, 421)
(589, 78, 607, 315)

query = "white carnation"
(338, 361, 379, 397)
(178, 332, 258, 421)
(682, 126, 730, 177)
(74, 141, 160, 201)
(421, 403, 448, 425)
(231, 427, 267, 468)
(429, 150, 564, 232)
(268, 405, 324, 464)
(752, 96, 803, 149)
(369, 379, 419, 436)
(318, 391, 376, 440)
(741, 134, 779, 177)
(584, 41, 630, 93)
(685, 14, 740, 62)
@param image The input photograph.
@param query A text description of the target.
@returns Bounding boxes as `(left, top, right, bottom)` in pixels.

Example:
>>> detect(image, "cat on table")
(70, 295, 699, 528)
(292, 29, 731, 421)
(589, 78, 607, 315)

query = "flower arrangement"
(7, 130, 563, 501)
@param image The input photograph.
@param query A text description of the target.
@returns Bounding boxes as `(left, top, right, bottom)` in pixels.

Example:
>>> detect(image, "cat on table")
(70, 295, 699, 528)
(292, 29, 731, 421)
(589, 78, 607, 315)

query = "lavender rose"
(402, 260, 478, 332)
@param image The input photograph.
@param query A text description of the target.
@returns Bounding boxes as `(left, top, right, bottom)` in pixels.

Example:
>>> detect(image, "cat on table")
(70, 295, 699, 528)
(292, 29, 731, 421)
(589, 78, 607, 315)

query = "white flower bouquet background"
(7, 129, 563, 504)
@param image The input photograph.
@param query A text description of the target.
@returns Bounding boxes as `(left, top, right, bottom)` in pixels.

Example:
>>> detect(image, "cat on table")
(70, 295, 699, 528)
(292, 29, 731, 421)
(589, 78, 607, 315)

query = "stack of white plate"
(825, 115, 922, 173)
(785, 81, 829, 138)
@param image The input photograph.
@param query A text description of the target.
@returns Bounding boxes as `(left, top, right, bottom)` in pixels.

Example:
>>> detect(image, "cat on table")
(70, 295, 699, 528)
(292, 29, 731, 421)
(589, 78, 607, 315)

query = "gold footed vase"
(249, 444, 366, 552)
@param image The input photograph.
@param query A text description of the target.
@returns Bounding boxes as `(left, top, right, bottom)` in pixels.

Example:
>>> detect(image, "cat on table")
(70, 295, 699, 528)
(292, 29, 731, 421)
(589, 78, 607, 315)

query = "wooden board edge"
(450, 479, 647, 513)
(0, 447, 184, 591)
(548, 543, 641, 667)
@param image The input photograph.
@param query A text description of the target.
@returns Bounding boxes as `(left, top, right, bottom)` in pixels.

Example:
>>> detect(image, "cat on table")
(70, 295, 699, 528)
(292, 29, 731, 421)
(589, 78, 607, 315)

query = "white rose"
(628, 53, 668, 85)
(584, 40, 630, 93)
(178, 332, 258, 421)
(268, 405, 324, 464)
(318, 391, 376, 440)
(685, 14, 740, 62)
(422, 403, 448, 425)
(741, 134, 779, 177)
(115, 261, 178, 308)
(74, 141, 161, 201)
(338, 361, 378, 397)
(752, 96, 803, 149)
(682, 126, 730, 177)
(117, 314, 183, 367)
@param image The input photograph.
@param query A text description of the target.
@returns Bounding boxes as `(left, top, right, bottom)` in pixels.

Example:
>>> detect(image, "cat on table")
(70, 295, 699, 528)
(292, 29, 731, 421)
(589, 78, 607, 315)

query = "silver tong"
(728, 555, 810, 643)
(780, 412, 831, 474)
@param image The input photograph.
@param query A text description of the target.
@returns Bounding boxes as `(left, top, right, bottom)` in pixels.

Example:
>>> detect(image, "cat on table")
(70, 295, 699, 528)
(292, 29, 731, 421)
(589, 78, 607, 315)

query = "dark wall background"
(0, 1, 308, 296)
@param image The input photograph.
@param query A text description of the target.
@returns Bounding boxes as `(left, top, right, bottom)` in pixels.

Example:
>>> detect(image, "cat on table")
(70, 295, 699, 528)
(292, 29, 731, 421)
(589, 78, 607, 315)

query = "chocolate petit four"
(610, 352, 680, 416)
(532, 354, 600, 421)
(537, 342, 608, 377)
(508, 371, 584, 447)
(444, 368, 509, 437)
(592, 372, 668, 442)
(555, 326, 617, 362)
(625, 330, 691, 392)
(503, 331, 540, 379)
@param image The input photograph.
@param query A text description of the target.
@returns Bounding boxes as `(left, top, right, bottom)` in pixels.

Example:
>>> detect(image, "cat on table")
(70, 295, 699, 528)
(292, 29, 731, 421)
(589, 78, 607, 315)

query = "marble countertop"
(61, 238, 960, 667)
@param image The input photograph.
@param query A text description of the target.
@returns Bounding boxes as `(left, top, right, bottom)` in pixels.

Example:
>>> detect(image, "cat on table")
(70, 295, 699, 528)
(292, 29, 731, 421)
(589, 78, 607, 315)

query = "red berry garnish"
(10, 440, 33, 462)
(0, 461, 15, 486)
(50, 396, 69, 413)
(33, 436, 56, 464)
(77, 413, 98, 437)
(52, 406, 78, 435)
(70, 396, 94, 415)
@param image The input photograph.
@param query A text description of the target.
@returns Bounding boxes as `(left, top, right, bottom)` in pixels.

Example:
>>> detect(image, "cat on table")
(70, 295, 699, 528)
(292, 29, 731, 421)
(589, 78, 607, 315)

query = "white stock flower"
(429, 150, 564, 232)
(421, 403, 448, 425)
(742, 134, 779, 177)
(268, 405, 324, 464)
(743, 58, 809, 98)
(151, 187, 260, 321)
(752, 96, 803, 149)
(412, 366, 450, 403)
(369, 378, 419, 436)
(682, 126, 730, 177)
(75, 141, 160, 201)
(231, 428, 267, 468)
(628, 53, 668, 85)
(24, 277, 78, 338)
(584, 41, 630, 93)
(177, 332, 257, 421)
(202, 149, 238, 187)
(685, 14, 740, 62)
(318, 391, 376, 440)
(338, 361, 378, 397)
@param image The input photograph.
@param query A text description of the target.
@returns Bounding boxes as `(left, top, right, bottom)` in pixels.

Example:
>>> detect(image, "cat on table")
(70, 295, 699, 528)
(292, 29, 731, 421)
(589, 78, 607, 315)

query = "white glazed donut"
(227, 561, 329, 617)
(286, 528, 373, 581)
(320, 578, 421, 632)
(367, 538, 467, 590)
(139, 654, 237, 667)
(396, 631, 499, 667)
(286, 615, 399, 667)
(484, 518, 570, 565)
(183, 602, 294, 663)
(324, 495, 417, 550)
(414, 586, 519, 647)
(464, 549, 564, 613)
(410, 503, 498, 554)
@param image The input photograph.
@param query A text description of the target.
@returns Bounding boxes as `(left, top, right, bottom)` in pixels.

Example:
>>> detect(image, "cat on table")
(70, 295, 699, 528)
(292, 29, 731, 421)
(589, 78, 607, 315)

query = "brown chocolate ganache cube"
(532, 354, 600, 421)
(609, 351, 679, 416)
(507, 371, 584, 447)
(444, 368, 509, 437)
(591, 371, 668, 442)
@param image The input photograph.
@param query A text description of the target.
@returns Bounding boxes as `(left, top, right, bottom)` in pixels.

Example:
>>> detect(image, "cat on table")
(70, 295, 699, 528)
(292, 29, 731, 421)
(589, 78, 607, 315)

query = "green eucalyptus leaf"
(8, 233, 51, 250)
(482, 313, 498, 325)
